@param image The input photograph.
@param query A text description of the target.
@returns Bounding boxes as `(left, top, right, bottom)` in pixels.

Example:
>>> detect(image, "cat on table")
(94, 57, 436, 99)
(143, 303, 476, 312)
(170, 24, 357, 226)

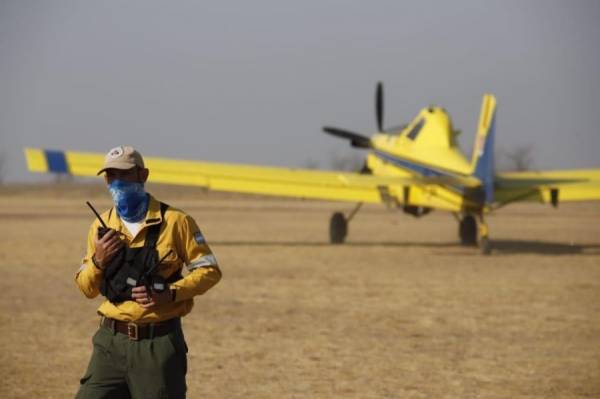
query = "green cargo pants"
(75, 321, 188, 399)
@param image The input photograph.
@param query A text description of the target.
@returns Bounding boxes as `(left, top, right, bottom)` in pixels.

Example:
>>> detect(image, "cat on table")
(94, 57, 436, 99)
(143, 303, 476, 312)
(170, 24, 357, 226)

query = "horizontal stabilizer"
(495, 169, 600, 205)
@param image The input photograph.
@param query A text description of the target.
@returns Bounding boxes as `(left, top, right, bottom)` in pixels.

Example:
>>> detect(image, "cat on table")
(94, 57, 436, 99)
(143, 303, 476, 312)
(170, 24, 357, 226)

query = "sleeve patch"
(187, 254, 217, 271)
(194, 231, 206, 245)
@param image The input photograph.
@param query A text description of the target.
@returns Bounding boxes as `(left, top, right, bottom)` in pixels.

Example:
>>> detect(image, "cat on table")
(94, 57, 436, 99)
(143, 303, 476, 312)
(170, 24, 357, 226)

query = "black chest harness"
(100, 202, 182, 304)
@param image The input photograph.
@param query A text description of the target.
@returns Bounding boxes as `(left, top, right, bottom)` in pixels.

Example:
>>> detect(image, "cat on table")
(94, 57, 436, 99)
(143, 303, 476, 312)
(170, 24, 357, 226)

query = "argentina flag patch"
(194, 231, 206, 245)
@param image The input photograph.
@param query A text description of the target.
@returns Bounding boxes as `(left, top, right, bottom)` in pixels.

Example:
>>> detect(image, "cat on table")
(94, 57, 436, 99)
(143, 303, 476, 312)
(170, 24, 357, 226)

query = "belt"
(100, 316, 180, 341)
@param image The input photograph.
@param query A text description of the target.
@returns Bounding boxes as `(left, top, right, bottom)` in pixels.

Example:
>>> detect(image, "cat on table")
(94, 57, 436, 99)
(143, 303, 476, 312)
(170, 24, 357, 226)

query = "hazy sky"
(1, 0, 599, 182)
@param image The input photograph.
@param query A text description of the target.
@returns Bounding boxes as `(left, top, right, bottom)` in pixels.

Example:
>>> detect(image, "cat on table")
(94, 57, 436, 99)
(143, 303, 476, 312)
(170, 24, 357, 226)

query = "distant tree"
(302, 159, 320, 170)
(0, 153, 5, 184)
(505, 144, 534, 171)
(329, 151, 364, 171)
(497, 144, 534, 172)
(53, 173, 74, 183)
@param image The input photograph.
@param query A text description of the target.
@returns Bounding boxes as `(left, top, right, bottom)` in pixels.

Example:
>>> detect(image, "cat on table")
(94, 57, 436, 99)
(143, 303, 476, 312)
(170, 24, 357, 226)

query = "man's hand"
(93, 229, 124, 268)
(131, 286, 173, 309)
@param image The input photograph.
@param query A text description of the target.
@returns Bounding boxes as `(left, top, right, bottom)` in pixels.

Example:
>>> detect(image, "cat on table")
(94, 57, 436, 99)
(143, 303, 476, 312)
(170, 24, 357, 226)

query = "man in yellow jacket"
(75, 145, 222, 399)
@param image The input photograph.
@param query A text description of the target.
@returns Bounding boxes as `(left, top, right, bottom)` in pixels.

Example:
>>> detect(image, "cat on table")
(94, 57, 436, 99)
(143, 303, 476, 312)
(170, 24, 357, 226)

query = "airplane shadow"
(488, 239, 600, 256)
(211, 240, 455, 248)
(211, 239, 600, 255)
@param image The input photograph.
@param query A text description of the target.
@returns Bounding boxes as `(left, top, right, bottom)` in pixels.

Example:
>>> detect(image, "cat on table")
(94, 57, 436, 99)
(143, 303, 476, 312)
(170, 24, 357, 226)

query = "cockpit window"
(406, 118, 424, 140)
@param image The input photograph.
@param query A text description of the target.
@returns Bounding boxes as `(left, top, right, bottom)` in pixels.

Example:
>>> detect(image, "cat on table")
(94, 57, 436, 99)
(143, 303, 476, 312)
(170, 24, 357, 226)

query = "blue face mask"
(108, 180, 149, 222)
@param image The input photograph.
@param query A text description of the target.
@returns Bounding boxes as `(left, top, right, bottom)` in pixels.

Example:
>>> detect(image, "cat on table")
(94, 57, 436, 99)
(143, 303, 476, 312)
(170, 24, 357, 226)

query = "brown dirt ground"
(0, 184, 599, 399)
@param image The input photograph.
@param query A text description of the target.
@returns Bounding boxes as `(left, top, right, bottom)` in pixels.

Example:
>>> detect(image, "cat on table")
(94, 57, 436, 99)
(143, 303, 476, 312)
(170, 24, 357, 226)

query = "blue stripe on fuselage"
(373, 150, 466, 194)
(374, 150, 452, 178)
(44, 150, 69, 173)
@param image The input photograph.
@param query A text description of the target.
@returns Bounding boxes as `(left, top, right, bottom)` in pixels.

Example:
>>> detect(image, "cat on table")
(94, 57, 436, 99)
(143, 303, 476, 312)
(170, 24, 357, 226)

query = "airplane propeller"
(376, 81, 384, 132)
(323, 81, 399, 150)
(322, 127, 371, 149)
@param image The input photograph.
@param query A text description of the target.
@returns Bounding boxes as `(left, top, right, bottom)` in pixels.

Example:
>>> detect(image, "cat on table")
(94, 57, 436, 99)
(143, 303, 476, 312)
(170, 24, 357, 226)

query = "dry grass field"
(0, 183, 599, 399)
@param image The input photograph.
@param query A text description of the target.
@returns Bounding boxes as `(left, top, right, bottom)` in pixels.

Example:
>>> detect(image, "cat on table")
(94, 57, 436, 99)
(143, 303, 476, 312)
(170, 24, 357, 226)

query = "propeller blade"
(376, 81, 384, 132)
(323, 127, 371, 148)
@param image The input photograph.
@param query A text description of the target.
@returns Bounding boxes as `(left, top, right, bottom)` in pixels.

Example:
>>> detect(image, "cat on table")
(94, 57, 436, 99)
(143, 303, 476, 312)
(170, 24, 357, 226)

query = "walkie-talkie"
(86, 201, 110, 239)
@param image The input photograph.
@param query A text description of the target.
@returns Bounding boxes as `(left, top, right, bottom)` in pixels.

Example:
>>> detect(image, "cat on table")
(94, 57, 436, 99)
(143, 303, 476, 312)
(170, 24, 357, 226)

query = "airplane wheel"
(480, 237, 492, 255)
(330, 212, 347, 244)
(459, 215, 477, 246)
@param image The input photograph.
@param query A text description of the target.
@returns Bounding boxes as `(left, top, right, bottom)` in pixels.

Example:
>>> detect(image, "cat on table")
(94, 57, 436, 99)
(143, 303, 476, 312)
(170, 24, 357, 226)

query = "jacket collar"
(143, 194, 163, 226)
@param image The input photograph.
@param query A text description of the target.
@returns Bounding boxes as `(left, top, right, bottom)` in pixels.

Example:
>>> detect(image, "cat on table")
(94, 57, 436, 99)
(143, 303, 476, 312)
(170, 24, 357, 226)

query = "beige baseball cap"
(97, 145, 145, 175)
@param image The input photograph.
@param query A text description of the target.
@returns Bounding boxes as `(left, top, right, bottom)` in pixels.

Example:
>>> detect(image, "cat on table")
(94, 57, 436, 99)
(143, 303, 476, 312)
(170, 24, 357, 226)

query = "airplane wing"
(25, 148, 470, 204)
(494, 169, 600, 206)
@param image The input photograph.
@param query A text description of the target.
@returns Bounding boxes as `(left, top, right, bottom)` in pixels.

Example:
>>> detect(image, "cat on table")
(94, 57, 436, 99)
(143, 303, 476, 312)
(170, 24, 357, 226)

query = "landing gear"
(458, 213, 492, 254)
(458, 215, 477, 246)
(478, 214, 492, 255)
(329, 203, 362, 244)
(479, 236, 491, 255)
(329, 212, 347, 244)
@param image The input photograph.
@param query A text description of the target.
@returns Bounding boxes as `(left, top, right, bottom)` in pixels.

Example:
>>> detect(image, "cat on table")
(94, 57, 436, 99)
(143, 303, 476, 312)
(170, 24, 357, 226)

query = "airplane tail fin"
(470, 94, 497, 204)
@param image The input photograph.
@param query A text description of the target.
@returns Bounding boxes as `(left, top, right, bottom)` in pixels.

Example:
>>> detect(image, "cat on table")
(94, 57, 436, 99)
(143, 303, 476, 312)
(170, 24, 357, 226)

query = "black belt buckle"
(127, 322, 139, 340)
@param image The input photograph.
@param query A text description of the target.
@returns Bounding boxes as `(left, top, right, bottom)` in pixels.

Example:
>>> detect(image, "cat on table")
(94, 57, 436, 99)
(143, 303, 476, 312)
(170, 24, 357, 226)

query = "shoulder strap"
(160, 201, 169, 217)
(144, 202, 169, 248)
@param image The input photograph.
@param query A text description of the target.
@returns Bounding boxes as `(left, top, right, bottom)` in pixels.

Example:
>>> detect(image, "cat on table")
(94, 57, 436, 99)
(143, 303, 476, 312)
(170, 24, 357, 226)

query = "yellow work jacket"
(76, 195, 222, 323)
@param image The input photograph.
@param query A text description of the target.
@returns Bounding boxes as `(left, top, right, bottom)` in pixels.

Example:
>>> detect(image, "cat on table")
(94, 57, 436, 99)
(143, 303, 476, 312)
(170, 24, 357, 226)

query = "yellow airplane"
(24, 83, 600, 254)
